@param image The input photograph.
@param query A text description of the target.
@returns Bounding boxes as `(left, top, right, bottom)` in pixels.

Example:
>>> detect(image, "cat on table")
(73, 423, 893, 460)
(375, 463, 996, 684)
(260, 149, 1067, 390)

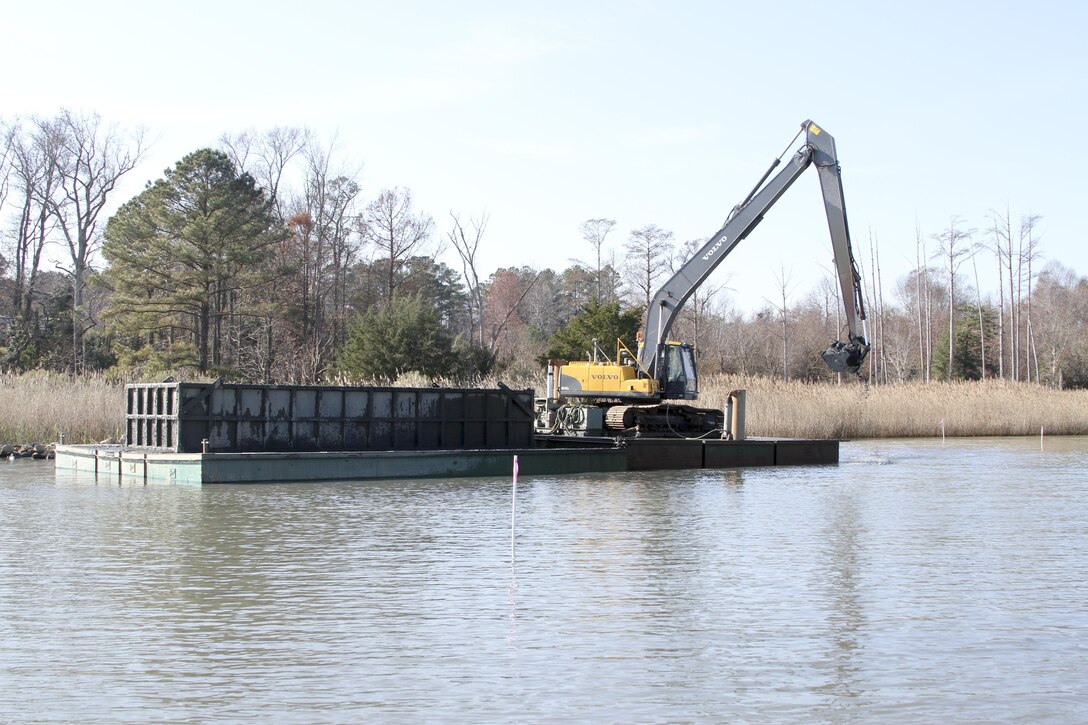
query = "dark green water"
(2, 437, 1086, 723)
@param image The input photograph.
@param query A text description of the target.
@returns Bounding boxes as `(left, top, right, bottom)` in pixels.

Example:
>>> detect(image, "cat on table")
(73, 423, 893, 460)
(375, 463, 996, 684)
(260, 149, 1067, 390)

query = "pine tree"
(102, 149, 282, 373)
(337, 295, 455, 382)
(541, 300, 642, 363)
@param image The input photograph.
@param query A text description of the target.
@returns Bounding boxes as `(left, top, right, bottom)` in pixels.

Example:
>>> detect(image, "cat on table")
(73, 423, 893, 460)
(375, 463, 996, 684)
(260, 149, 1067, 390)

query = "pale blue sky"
(6, 0, 1084, 311)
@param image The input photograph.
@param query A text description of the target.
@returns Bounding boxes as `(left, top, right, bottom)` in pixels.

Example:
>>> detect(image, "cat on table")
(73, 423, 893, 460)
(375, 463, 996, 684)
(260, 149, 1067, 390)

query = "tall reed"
(0, 371, 127, 444)
(698, 375, 1088, 439)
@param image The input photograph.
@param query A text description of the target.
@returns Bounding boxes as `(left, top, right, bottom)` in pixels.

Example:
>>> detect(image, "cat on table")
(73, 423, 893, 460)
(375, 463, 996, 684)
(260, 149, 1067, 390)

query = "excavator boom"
(639, 120, 869, 378)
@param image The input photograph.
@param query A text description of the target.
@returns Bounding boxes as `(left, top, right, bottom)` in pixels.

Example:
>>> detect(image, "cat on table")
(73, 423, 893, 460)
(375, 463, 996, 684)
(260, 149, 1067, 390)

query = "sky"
(5, 0, 1085, 315)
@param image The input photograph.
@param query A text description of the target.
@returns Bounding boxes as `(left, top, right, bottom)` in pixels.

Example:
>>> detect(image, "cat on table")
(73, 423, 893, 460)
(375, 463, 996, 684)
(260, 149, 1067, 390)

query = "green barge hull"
(54, 437, 838, 484)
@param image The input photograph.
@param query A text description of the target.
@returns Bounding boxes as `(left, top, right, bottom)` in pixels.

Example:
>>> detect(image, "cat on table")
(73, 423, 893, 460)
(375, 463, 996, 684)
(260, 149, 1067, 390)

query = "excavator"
(535, 119, 871, 438)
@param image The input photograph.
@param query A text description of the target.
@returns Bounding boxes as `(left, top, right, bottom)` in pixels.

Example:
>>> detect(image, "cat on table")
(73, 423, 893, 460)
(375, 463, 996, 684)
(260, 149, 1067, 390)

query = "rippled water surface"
(2, 437, 1087, 723)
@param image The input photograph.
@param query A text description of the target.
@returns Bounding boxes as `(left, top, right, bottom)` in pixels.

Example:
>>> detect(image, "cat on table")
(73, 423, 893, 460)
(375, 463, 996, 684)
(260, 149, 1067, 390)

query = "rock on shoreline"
(2, 443, 55, 460)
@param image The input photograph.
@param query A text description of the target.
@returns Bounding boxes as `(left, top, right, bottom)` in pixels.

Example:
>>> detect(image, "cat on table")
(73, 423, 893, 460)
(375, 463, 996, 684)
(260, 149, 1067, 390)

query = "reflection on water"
(820, 479, 865, 705)
(1, 437, 1087, 722)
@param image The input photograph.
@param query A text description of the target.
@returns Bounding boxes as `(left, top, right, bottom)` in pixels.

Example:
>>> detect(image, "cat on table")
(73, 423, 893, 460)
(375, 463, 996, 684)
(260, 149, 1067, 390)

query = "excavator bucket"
(821, 338, 870, 375)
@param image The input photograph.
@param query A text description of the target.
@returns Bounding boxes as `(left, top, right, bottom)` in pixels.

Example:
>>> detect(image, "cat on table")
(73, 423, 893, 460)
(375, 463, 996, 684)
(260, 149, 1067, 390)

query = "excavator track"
(605, 403, 724, 438)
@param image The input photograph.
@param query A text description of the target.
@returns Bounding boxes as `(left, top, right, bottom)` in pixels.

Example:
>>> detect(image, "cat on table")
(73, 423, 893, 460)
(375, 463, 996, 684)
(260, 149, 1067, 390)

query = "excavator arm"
(638, 120, 870, 378)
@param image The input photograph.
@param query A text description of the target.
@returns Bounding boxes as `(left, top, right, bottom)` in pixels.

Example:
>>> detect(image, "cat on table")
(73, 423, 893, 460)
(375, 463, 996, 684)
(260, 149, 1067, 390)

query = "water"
(2, 437, 1086, 723)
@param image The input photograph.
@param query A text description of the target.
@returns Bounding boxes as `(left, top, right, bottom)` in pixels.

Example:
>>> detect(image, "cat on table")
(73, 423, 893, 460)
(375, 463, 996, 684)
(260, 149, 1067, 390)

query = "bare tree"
(50, 110, 145, 372)
(579, 218, 616, 304)
(988, 208, 1042, 381)
(298, 140, 362, 376)
(3, 117, 64, 365)
(483, 266, 541, 355)
(996, 207, 1017, 378)
(867, 229, 888, 384)
(765, 261, 794, 381)
(817, 268, 843, 382)
(918, 223, 935, 381)
(0, 122, 12, 290)
(1017, 214, 1043, 382)
(624, 223, 673, 310)
(221, 128, 359, 382)
(272, 176, 362, 382)
(602, 248, 625, 303)
(448, 211, 488, 346)
(970, 247, 987, 379)
(986, 209, 1010, 379)
(871, 290, 917, 383)
(220, 126, 312, 220)
(0, 120, 11, 218)
(913, 224, 928, 380)
(362, 187, 435, 305)
(1032, 262, 1085, 387)
(931, 216, 974, 380)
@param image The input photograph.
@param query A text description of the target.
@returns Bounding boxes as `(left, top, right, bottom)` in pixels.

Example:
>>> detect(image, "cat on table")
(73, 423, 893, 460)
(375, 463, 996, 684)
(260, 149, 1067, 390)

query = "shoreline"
(2, 443, 55, 460)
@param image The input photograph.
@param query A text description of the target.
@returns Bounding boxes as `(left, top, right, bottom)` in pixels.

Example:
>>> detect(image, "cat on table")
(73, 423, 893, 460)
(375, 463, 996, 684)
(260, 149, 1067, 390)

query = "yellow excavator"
(535, 119, 870, 438)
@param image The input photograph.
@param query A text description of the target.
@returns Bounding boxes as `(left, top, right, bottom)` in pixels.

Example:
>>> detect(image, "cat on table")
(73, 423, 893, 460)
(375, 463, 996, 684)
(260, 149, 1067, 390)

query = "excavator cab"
(656, 342, 699, 400)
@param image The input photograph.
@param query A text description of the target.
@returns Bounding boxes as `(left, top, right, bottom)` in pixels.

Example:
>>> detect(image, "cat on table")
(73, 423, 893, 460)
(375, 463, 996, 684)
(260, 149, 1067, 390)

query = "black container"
(125, 381, 534, 453)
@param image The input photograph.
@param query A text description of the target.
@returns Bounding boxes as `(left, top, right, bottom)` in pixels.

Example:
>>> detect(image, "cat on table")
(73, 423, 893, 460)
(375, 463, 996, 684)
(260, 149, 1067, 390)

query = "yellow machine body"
(557, 360, 658, 398)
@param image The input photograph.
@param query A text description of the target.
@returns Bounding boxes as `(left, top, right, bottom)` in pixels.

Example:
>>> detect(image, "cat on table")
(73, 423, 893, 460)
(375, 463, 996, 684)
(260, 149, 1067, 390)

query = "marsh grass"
(0, 371, 126, 444)
(698, 375, 1088, 439)
(2, 370, 1085, 444)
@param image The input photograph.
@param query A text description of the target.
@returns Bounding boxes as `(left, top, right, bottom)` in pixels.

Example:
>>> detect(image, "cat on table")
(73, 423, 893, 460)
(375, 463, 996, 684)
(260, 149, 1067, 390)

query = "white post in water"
(1041, 426, 1045, 451)
(511, 455, 519, 563)
(939, 418, 945, 442)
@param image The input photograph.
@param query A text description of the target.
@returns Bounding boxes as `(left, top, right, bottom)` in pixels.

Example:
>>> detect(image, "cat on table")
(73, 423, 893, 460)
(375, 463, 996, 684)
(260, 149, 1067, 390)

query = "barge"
(53, 380, 838, 484)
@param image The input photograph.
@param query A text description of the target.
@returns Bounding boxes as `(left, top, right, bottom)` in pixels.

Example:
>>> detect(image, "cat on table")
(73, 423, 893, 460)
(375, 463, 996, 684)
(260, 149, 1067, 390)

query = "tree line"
(2, 112, 1085, 388)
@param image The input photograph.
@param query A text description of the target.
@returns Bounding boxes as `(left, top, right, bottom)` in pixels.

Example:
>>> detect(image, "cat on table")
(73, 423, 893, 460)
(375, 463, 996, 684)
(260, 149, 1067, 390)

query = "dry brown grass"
(699, 374, 1088, 439)
(0, 371, 127, 444)
(3, 370, 1085, 444)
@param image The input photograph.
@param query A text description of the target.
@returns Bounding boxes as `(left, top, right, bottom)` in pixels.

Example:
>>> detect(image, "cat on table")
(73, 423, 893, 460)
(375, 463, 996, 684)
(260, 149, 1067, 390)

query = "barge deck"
(54, 437, 838, 484)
